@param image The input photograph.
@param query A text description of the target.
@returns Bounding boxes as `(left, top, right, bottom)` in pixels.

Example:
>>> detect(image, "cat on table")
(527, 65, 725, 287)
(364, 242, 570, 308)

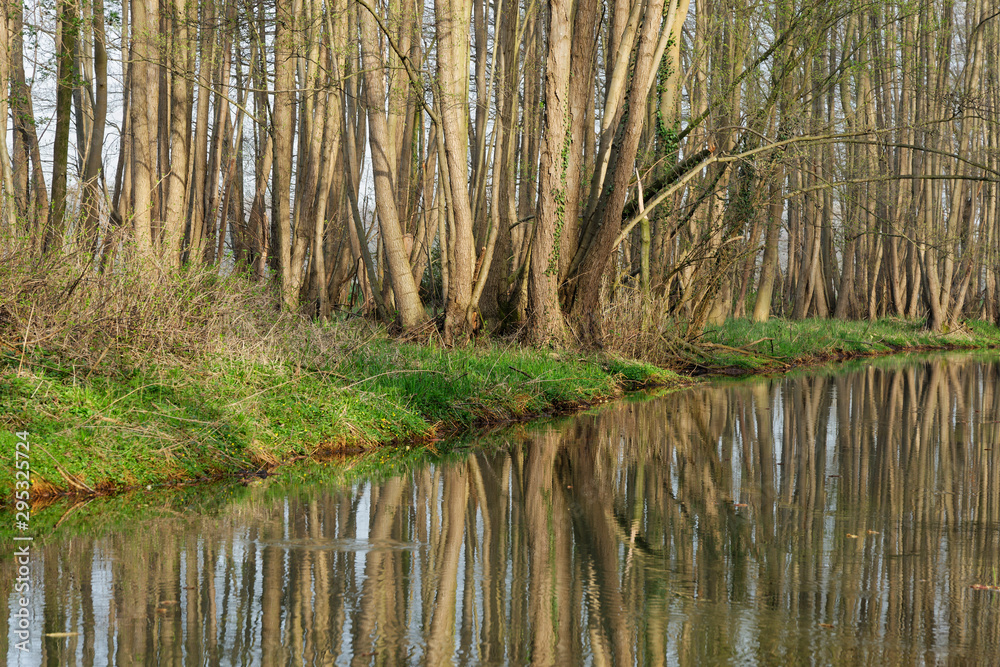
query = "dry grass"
(598, 287, 696, 367)
(0, 235, 372, 375)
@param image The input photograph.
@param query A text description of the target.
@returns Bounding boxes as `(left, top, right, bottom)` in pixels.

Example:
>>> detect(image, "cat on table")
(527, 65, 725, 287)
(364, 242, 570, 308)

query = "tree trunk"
(359, 0, 426, 328)
(526, 0, 573, 346)
(79, 0, 109, 257)
(273, 0, 296, 307)
(563, 0, 668, 343)
(188, 0, 216, 263)
(48, 0, 79, 253)
(130, 0, 158, 264)
(161, 0, 191, 267)
(435, 0, 478, 342)
(0, 3, 16, 231)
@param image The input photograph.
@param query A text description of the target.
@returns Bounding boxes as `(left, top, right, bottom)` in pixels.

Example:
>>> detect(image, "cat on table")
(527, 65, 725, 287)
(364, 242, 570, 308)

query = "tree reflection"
(4, 356, 1000, 664)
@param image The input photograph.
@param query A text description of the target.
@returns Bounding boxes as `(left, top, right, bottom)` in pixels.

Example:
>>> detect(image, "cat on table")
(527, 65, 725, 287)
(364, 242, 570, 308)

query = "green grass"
(700, 317, 1000, 371)
(0, 340, 677, 500)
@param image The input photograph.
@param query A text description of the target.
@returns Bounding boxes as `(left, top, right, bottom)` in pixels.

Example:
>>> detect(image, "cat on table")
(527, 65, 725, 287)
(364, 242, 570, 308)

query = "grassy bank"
(6, 315, 998, 501)
(0, 257, 674, 500)
(3, 252, 999, 501)
(698, 316, 1000, 372)
(0, 336, 673, 500)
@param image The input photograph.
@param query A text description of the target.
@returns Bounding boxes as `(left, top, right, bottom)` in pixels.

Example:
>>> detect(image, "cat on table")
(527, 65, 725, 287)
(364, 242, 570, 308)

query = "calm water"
(4, 354, 1000, 665)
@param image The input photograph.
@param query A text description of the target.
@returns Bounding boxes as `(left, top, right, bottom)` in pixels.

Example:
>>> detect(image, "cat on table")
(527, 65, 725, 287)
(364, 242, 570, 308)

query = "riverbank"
(4, 315, 1000, 502)
(698, 317, 1000, 373)
(0, 336, 676, 501)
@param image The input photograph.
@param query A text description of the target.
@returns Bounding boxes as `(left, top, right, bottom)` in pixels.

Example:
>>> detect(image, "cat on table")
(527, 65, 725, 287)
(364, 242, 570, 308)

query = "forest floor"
(3, 316, 1000, 503)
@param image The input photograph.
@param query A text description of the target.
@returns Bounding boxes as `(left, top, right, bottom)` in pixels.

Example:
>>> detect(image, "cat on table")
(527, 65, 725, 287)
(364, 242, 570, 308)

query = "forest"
(4, 2, 1000, 653)
(1, 0, 999, 351)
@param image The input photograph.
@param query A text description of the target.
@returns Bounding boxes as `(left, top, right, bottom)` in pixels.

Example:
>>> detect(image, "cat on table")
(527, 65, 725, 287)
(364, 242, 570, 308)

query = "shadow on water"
(3, 353, 1000, 664)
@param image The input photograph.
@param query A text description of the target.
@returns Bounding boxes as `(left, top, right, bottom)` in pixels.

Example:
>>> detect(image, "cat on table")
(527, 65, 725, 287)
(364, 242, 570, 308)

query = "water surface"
(4, 353, 1000, 664)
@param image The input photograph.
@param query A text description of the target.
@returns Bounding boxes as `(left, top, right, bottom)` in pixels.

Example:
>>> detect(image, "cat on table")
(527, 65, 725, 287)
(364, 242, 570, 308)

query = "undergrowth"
(0, 342, 670, 499)
(701, 316, 1000, 370)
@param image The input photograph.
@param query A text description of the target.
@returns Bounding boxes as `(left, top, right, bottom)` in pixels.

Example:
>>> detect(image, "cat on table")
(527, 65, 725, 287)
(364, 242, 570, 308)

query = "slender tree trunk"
(48, 0, 80, 252)
(130, 0, 158, 263)
(359, 0, 426, 327)
(273, 0, 296, 307)
(753, 171, 784, 321)
(435, 0, 478, 342)
(557, 0, 600, 281)
(79, 0, 109, 257)
(203, 13, 234, 264)
(161, 0, 191, 267)
(0, 3, 16, 231)
(188, 0, 216, 262)
(563, 0, 668, 343)
(10, 4, 49, 251)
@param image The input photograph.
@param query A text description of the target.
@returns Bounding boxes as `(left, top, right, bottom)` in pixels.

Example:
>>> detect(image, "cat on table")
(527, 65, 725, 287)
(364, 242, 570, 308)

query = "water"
(4, 353, 1000, 664)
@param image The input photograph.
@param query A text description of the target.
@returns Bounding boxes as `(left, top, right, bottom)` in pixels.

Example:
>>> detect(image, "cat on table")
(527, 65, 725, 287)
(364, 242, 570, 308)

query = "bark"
(188, 0, 216, 263)
(563, 0, 668, 343)
(359, 0, 426, 328)
(247, 6, 271, 278)
(79, 0, 109, 256)
(273, 0, 296, 307)
(130, 0, 158, 263)
(9, 2, 49, 247)
(435, 0, 477, 342)
(478, 0, 521, 329)
(0, 3, 15, 231)
(526, 0, 573, 346)
(48, 0, 80, 253)
(161, 0, 191, 267)
(557, 0, 600, 281)
(290, 0, 325, 296)
(514, 8, 542, 267)
(203, 13, 234, 264)
(753, 173, 784, 322)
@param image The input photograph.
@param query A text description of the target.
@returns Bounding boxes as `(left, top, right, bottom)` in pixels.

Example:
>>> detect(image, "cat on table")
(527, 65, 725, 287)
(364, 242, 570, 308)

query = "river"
(3, 352, 1000, 664)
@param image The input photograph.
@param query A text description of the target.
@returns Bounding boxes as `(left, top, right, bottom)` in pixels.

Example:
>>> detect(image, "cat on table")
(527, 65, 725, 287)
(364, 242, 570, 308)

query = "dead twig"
(508, 365, 532, 378)
(33, 443, 97, 494)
